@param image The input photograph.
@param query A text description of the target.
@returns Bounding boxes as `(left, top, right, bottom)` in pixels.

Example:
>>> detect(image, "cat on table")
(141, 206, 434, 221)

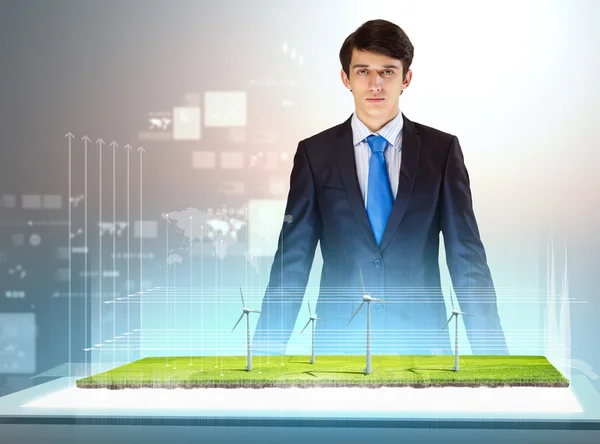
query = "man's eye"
(383, 70, 394, 75)
(358, 69, 367, 75)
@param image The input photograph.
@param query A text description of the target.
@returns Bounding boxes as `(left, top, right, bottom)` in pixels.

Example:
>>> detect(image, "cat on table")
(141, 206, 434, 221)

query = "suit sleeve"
(440, 135, 508, 355)
(253, 140, 322, 354)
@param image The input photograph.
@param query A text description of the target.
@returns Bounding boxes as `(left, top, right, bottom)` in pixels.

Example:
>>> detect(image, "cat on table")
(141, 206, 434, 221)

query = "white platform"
(1, 376, 598, 422)
(24, 385, 582, 415)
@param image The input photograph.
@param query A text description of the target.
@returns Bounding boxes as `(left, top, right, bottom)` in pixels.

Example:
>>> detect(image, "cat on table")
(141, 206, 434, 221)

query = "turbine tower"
(301, 301, 325, 364)
(231, 286, 261, 371)
(441, 287, 474, 371)
(347, 266, 389, 375)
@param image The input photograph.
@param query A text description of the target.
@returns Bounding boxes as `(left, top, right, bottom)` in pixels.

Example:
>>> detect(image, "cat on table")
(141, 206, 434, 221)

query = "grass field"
(76, 355, 569, 389)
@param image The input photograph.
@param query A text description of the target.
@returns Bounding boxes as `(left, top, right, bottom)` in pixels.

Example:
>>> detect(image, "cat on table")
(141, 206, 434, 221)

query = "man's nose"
(368, 73, 383, 91)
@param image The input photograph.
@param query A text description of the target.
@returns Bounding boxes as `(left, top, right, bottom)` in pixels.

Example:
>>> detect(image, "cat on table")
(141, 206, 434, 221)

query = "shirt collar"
(351, 110, 403, 151)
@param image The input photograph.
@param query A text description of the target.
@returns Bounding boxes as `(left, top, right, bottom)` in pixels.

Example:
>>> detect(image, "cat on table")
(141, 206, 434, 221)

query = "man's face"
(341, 48, 412, 123)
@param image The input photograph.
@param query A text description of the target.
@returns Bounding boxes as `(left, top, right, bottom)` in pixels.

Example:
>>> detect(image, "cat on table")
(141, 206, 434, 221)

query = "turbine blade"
(441, 315, 453, 330)
(316, 317, 325, 321)
(239, 286, 245, 307)
(359, 265, 366, 294)
(249, 309, 262, 314)
(459, 312, 474, 317)
(347, 302, 364, 325)
(231, 313, 245, 332)
(308, 301, 312, 316)
(371, 297, 391, 303)
(301, 319, 311, 333)
(449, 287, 455, 310)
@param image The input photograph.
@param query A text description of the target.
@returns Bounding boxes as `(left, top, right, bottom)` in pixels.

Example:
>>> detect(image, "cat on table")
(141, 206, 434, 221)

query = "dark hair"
(339, 19, 414, 80)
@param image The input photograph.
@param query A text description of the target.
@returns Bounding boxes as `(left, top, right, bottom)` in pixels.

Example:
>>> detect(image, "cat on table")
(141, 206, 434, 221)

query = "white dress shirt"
(351, 110, 403, 208)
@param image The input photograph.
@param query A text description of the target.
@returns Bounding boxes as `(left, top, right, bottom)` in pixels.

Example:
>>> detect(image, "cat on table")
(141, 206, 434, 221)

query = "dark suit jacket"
(253, 113, 508, 356)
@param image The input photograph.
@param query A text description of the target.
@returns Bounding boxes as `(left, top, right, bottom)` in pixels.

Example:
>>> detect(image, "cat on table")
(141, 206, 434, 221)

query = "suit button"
(375, 302, 384, 311)
(374, 259, 382, 268)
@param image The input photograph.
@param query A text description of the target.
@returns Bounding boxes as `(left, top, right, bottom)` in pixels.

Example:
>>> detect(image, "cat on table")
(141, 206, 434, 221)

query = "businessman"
(253, 19, 508, 356)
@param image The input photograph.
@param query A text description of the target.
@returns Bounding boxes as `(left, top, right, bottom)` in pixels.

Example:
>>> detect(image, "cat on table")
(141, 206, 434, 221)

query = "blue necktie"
(366, 135, 394, 246)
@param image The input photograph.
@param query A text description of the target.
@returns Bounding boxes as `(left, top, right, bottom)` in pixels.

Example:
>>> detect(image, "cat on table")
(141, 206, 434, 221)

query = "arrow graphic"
(81, 135, 90, 371)
(66, 132, 74, 379)
(125, 142, 132, 362)
(138, 145, 145, 358)
(110, 141, 118, 368)
(97, 137, 104, 371)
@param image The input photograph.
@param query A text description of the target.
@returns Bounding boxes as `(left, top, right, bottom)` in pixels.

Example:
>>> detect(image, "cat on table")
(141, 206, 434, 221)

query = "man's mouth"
(366, 98, 385, 102)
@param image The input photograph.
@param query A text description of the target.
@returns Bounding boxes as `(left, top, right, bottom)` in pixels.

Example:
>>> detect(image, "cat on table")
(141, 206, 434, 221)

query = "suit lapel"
(335, 116, 380, 253)
(379, 115, 420, 252)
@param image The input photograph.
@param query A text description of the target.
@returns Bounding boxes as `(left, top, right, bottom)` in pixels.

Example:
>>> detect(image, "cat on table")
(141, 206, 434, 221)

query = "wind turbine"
(301, 301, 325, 364)
(231, 286, 261, 371)
(347, 266, 389, 374)
(441, 287, 474, 371)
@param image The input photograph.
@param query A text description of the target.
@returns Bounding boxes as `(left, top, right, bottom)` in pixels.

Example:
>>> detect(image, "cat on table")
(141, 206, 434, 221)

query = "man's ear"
(402, 69, 413, 88)
(399, 69, 412, 95)
(341, 69, 351, 90)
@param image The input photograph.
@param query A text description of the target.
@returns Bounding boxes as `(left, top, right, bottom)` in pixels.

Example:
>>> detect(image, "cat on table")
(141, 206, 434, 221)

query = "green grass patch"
(76, 355, 569, 389)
